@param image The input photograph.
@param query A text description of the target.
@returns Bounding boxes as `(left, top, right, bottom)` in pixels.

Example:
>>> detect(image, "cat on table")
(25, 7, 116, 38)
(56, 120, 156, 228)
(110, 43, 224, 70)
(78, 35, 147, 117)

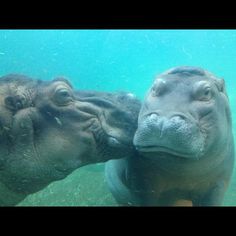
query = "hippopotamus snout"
(138, 113, 184, 135)
(134, 112, 205, 159)
(140, 111, 189, 124)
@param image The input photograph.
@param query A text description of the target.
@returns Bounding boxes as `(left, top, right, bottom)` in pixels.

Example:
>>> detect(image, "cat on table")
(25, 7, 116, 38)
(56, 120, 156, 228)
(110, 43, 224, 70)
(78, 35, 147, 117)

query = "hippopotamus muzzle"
(134, 111, 205, 159)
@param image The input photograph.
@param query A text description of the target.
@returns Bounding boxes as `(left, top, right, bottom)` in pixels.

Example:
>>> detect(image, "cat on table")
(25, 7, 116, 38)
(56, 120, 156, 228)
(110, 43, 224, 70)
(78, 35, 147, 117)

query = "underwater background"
(0, 29, 235, 206)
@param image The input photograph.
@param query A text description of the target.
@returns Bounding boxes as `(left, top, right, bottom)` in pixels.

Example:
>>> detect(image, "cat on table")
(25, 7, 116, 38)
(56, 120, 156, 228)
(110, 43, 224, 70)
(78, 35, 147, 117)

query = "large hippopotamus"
(105, 66, 235, 206)
(0, 74, 141, 206)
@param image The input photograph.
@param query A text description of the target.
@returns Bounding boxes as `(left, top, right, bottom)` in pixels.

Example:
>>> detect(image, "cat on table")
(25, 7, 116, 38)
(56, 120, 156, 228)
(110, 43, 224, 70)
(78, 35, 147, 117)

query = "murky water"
(0, 30, 235, 206)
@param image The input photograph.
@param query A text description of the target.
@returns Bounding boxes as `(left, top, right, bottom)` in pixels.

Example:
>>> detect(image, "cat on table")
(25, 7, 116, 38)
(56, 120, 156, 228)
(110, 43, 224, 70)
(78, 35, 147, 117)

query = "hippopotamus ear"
(52, 77, 73, 88)
(215, 78, 228, 97)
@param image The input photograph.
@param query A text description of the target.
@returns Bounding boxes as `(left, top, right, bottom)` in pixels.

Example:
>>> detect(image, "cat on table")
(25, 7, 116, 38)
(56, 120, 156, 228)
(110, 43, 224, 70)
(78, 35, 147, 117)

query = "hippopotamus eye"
(58, 89, 70, 97)
(199, 86, 213, 101)
(194, 81, 213, 101)
(53, 88, 73, 105)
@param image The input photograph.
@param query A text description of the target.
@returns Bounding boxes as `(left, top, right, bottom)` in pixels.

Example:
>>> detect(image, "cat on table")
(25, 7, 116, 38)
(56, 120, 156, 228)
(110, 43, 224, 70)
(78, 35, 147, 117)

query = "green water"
(0, 30, 235, 206)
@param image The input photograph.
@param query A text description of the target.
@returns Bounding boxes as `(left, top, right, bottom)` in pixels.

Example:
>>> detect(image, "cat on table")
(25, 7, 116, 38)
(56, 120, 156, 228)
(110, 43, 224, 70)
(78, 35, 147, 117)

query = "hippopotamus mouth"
(133, 113, 206, 160)
(135, 145, 197, 159)
(88, 117, 131, 150)
(74, 95, 136, 157)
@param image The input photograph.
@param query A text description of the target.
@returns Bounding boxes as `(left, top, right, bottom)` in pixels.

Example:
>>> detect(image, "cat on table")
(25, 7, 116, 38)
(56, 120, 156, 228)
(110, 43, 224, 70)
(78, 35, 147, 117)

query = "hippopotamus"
(0, 74, 141, 206)
(105, 66, 235, 206)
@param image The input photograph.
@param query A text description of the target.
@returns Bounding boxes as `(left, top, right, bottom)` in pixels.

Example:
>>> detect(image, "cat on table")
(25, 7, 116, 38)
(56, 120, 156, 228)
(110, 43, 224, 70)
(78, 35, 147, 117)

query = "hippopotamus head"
(0, 74, 140, 201)
(134, 66, 233, 162)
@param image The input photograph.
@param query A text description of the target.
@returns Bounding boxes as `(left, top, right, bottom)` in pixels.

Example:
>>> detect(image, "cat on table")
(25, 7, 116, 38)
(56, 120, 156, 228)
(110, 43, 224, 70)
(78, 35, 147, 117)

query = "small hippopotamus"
(0, 74, 141, 205)
(105, 66, 235, 206)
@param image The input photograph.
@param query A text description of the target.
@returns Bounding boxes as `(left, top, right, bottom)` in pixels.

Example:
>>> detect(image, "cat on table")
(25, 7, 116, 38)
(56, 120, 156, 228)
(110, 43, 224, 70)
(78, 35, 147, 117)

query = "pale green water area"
(0, 30, 235, 206)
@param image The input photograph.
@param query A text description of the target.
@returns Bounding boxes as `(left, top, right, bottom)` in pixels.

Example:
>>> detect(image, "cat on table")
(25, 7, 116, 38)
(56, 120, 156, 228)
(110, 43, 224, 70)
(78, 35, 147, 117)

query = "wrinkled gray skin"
(0, 74, 141, 206)
(105, 66, 235, 206)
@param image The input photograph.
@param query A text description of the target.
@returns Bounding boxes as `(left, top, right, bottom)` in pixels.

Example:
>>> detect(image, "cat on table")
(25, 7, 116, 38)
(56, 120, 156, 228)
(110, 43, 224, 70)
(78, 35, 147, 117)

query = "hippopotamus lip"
(90, 121, 132, 148)
(107, 136, 134, 150)
(135, 145, 198, 159)
(89, 116, 133, 148)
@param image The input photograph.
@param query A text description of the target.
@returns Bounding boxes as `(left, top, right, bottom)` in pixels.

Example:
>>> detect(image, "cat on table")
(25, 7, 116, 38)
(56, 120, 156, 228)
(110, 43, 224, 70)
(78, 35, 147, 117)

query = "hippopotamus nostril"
(168, 113, 193, 124)
(170, 114, 186, 121)
(149, 113, 160, 120)
(146, 112, 188, 122)
(143, 113, 163, 126)
(139, 112, 160, 124)
(145, 112, 161, 120)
